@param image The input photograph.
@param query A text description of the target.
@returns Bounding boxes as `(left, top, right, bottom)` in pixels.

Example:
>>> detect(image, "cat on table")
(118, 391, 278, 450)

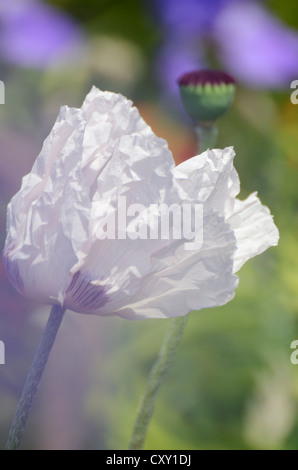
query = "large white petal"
(4, 87, 176, 308)
(4, 105, 89, 305)
(173, 147, 239, 212)
(80, 86, 174, 201)
(4, 107, 90, 303)
(173, 146, 279, 273)
(64, 145, 239, 318)
(227, 192, 279, 272)
(63, 88, 176, 312)
(114, 208, 238, 320)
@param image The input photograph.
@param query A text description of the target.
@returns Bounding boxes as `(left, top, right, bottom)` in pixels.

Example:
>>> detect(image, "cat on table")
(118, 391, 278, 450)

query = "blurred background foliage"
(0, 0, 298, 450)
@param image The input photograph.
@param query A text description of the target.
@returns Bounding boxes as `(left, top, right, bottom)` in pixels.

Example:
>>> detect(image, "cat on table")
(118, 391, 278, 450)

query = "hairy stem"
(129, 316, 188, 450)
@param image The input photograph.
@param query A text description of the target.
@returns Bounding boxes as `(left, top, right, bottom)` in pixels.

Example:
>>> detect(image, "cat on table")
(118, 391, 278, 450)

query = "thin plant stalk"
(6, 305, 65, 451)
(129, 316, 187, 450)
(195, 124, 218, 153)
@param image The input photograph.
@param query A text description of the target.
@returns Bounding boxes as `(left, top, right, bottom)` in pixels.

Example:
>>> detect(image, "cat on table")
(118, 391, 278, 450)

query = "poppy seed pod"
(178, 69, 235, 123)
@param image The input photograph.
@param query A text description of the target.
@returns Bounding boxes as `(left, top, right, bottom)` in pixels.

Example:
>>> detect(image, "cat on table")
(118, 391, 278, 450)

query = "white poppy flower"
(3, 87, 279, 320)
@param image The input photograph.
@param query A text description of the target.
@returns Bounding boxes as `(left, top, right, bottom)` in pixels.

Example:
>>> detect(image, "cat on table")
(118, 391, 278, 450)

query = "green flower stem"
(6, 305, 65, 451)
(129, 316, 188, 450)
(195, 123, 218, 153)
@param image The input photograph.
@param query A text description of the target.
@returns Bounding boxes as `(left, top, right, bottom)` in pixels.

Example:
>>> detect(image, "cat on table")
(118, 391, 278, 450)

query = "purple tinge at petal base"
(64, 271, 109, 313)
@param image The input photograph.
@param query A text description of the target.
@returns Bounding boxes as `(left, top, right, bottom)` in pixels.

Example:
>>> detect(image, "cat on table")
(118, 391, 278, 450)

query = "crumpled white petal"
(3, 87, 279, 320)
(227, 192, 279, 272)
(115, 208, 238, 320)
(4, 105, 88, 305)
(173, 147, 279, 274)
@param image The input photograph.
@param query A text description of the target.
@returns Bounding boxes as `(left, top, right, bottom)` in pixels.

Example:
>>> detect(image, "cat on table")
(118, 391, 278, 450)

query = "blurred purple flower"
(154, 0, 298, 90)
(154, 0, 230, 35)
(214, 1, 298, 87)
(0, 0, 83, 68)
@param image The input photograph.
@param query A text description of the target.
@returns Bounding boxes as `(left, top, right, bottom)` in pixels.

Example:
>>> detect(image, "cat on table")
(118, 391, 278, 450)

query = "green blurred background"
(0, 0, 298, 450)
